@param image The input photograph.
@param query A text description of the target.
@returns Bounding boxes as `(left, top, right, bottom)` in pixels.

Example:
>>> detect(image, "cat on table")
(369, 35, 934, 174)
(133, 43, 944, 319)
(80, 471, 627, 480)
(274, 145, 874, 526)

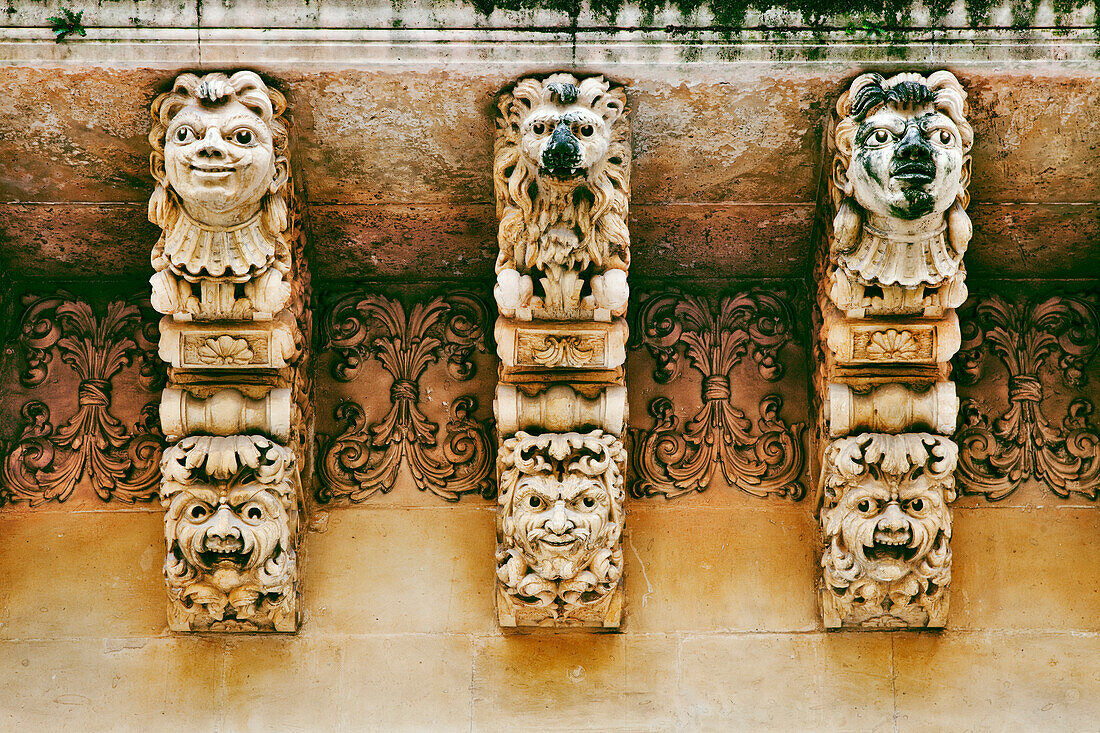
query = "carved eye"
(532, 122, 545, 135)
(581, 496, 596, 509)
(243, 503, 264, 521)
(857, 499, 874, 513)
(174, 126, 197, 144)
(189, 504, 208, 520)
(870, 129, 892, 145)
(935, 130, 954, 146)
(579, 124, 594, 137)
(232, 129, 255, 145)
(908, 498, 926, 512)
(527, 495, 543, 509)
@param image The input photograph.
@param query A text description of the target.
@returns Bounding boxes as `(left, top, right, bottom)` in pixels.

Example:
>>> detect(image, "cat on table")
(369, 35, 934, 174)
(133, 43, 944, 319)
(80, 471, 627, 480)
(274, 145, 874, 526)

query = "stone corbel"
(815, 70, 972, 630)
(149, 70, 310, 633)
(492, 72, 632, 629)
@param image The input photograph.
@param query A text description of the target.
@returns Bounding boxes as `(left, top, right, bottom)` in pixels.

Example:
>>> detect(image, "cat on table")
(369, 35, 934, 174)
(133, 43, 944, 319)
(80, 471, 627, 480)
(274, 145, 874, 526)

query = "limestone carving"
(823, 308, 961, 366)
(2, 294, 164, 505)
(495, 384, 627, 436)
(160, 388, 293, 443)
(496, 430, 624, 627)
(826, 382, 958, 437)
(954, 292, 1100, 500)
(829, 71, 972, 318)
(493, 73, 630, 321)
(148, 71, 293, 320)
(317, 291, 493, 502)
(160, 435, 298, 632)
(819, 433, 956, 629)
(629, 289, 805, 499)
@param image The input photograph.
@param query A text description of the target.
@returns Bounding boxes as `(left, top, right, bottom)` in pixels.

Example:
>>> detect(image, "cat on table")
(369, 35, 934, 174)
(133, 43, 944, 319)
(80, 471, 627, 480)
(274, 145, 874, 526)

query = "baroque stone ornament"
(493, 73, 630, 322)
(829, 71, 972, 318)
(161, 435, 298, 632)
(629, 289, 805, 499)
(149, 70, 310, 634)
(317, 291, 494, 502)
(819, 433, 957, 629)
(496, 430, 624, 627)
(953, 292, 1100, 500)
(2, 293, 164, 505)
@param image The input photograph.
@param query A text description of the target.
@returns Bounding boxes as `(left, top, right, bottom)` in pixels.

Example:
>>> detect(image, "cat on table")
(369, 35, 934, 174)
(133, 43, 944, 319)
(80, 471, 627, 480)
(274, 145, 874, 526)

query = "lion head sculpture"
(160, 435, 299, 632)
(493, 73, 631, 322)
(148, 71, 292, 319)
(496, 430, 625, 626)
(830, 71, 972, 317)
(819, 432, 957, 628)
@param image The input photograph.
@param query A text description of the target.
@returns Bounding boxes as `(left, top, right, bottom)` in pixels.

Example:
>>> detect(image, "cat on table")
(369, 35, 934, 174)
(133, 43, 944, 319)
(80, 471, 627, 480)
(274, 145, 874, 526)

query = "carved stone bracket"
(628, 289, 805, 499)
(317, 291, 494, 502)
(2, 293, 164, 505)
(953, 292, 1100, 500)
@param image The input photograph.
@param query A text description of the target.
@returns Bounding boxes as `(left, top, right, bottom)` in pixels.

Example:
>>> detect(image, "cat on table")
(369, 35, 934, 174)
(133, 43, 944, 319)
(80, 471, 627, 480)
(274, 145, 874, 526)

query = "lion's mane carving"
(160, 435, 299, 632)
(493, 73, 631, 321)
(819, 433, 957, 628)
(495, 430, 625, 626)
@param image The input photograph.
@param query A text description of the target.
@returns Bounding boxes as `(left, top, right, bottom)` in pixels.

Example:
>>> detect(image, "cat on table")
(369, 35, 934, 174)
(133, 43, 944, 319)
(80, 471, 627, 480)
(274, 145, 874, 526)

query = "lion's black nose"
(542, 124, 583, 170)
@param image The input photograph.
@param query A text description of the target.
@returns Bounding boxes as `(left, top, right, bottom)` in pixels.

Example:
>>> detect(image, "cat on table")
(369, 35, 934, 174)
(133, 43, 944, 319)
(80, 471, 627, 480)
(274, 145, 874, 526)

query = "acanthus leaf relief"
(2, 293, 165, 505)
(496, 430, 625, 627)
(953, 292, 1100, 500)
(819, 433, 956, 629)
(317, 291, 494, 502)
(629, 289, 806, 500)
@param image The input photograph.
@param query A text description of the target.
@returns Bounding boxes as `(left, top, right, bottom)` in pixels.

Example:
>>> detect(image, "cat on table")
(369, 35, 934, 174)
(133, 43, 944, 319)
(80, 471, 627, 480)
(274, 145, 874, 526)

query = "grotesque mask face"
(833, 473, 949, 583)
(849, 104, 964, 221)
(165, 98, 278, 225)
(167, 482, 289, 579)
(510, 472, 612, 580)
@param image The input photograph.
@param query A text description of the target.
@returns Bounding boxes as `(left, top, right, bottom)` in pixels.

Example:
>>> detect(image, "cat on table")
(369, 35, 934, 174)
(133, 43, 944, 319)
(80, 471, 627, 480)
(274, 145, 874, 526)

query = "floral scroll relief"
(317, 291, 495, 502)
(953, 292, 1100, 501)
(629, 289, 806, 499)
(2, 294, 165, 505)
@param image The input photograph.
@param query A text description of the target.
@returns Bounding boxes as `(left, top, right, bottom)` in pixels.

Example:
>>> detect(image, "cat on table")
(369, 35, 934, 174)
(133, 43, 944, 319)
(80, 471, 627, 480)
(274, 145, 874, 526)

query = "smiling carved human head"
(150, 71, 289, 228)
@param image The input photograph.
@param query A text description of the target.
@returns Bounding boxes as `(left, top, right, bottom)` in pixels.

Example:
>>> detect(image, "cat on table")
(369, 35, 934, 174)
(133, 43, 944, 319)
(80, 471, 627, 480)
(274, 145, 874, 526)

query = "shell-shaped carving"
(866, 329, 920, 361)
(197, 336, 255, 365)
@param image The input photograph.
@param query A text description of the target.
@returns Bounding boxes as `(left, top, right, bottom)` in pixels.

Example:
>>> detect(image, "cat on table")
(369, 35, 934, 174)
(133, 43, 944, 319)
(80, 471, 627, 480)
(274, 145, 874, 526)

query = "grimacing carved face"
(849, 103, 964, 221)
(520, 92, 614, 186)
(831, 474, 949, 583)
(167, 483, 289, 575)
(510, 472, 613, 580)
(164, 98, 285, 225)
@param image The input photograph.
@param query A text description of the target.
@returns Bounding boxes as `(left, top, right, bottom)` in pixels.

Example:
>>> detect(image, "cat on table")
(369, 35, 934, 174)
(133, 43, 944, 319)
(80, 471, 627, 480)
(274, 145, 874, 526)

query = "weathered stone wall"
(1, 4, 1099, 729)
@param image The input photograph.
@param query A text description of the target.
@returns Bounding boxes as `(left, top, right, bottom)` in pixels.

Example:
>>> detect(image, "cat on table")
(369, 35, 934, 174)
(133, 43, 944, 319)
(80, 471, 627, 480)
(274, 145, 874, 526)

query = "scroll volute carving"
(819, 433, 956, 629)
(496, 430, 625, 627)
(829, 71, 972, 319)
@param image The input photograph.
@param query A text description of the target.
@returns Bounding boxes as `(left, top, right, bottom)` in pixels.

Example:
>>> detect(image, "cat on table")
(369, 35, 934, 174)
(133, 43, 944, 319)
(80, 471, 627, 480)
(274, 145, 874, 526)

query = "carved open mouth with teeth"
(538, 535, 579, 548)
(190, 164, 237, 174)
(197, 536, 252, 568)
(891, 160, 936, 185)
(865, 529, 918, 562)
(539, 166, 587, 181)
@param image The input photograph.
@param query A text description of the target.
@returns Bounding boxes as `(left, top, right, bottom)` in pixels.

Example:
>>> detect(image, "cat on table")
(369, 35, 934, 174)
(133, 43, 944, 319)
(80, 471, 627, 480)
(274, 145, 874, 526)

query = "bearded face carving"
(496, 431, 625, 627)
(830, 71, 972, 317)
(493, 74, 631, 321)
(149, 71, 293, 319)
(819, 433, 957, 629)
(160, 435, 298, 632)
